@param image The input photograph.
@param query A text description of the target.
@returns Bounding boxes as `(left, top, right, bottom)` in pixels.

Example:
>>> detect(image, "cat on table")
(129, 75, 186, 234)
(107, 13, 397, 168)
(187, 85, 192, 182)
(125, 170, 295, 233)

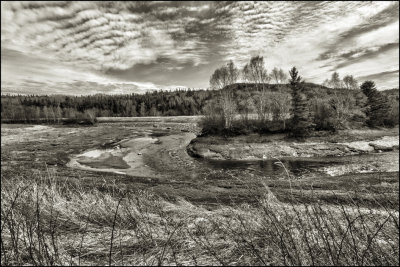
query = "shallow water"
(203, 158, 341, 178)
(68, 130, 161, 177)
(67, 127, 399, 179)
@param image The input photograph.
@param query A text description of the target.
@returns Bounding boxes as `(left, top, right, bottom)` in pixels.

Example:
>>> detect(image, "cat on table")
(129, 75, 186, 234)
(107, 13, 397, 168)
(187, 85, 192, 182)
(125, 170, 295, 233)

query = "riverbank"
(187, 127, 399, 160)
(2, 122, 398, 209)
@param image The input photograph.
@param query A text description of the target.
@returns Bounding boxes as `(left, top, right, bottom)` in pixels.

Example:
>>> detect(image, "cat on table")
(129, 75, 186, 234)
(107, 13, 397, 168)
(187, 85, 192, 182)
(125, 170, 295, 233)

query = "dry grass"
(1, 166, 399, 266)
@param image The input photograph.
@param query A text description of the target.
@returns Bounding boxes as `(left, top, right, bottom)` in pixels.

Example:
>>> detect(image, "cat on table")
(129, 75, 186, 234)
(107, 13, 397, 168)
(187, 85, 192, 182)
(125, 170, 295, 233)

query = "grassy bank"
(1, 170, 399, 266)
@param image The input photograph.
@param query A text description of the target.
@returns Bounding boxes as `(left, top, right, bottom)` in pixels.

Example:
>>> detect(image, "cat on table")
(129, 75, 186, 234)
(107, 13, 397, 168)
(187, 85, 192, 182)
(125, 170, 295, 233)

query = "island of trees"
(203, 56, 398, 137)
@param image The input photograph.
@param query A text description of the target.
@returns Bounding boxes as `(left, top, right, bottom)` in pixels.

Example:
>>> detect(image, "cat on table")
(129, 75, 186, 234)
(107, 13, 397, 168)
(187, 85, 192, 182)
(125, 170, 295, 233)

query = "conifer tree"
(289, 67, 314, 137)
(360, 81, 390, 127)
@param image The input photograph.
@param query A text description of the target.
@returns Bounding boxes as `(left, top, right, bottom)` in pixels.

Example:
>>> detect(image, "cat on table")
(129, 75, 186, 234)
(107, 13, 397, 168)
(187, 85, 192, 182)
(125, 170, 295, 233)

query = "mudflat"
(1, 122, 399, 209)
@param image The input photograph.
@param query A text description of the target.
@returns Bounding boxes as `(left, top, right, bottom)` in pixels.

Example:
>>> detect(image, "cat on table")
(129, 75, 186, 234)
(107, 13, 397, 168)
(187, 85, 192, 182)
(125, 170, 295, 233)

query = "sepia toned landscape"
(1, 1, 399, 266)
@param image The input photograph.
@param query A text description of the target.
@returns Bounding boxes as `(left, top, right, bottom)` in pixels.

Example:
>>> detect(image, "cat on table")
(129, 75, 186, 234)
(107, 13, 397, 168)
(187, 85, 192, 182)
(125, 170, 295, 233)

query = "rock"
(312, 144, 332, 150)
(189, 146, 223, 159)
(369, 136, 399, 151)
(343, 141, 374, 152)
(369, 143, 394, 151)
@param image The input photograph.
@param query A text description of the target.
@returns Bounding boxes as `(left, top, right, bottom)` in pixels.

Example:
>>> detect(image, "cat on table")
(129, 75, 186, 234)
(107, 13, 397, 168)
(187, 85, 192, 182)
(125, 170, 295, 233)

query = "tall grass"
(1, 167, 399, 266)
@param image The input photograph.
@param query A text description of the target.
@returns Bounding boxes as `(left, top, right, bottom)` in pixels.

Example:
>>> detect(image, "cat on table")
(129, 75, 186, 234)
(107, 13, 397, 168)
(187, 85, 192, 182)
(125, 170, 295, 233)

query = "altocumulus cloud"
(1, 1, 399, 95)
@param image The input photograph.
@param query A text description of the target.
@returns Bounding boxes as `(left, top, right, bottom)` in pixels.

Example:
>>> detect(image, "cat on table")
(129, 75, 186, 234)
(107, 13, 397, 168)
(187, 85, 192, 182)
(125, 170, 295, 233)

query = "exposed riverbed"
(2, 122, 397, 208)
(67, 126, 399, 181)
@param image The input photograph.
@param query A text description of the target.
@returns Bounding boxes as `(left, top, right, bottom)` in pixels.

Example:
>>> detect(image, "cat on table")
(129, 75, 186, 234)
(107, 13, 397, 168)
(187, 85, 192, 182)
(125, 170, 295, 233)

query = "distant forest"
(0, 83, 320, 122)
(1, 82, 399, 125)
(1, 88, 213, 123)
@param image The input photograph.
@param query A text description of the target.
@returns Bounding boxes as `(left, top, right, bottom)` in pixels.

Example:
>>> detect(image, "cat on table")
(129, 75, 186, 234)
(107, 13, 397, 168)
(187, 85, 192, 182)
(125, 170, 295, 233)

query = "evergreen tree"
(289, 67, 313, 137)
(34, 106, 41, 121)
(55, 105, 62, 123)
(42, 106, 49, 123)
(360, 81, 391, 127)
(139, 102, 146, 117)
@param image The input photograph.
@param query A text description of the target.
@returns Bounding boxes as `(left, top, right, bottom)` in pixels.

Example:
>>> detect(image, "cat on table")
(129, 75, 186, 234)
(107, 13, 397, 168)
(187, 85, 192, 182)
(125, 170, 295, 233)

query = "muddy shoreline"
(65, 124, 399, 182)
(67, 128, 198, 178)
(2, 122, 399, 209)
(187, 131, 399, 161)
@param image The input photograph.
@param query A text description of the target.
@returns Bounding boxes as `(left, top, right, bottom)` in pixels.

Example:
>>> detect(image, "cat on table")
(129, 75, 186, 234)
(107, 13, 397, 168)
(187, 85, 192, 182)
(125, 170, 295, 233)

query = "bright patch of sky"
(1, 1, 398, 95)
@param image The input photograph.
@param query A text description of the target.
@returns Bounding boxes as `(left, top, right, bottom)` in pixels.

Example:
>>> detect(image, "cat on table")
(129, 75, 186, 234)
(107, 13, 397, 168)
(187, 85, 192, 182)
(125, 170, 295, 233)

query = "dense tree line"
(1, 82, 331, 124)
(1, 89, 215, 123)
(1, 57, 399, 133)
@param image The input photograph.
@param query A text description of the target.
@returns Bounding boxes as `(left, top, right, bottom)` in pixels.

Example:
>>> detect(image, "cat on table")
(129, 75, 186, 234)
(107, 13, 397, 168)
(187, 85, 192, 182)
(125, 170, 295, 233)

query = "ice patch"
(369, 136, 399, 148)
(323, 162, 398, 176)
(79, 149, 106, 158)
(343, 141, 374, 152)
(341, 136, 399, 152)
(28, 125, 51, 131)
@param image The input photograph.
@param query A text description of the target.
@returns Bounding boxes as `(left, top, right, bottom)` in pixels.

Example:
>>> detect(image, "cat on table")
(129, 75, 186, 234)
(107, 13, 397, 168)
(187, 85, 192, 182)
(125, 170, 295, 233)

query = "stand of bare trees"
(204, 56, 396, 136)
(270, 67, 288, 86)
(322, 72, 359, 90)
(242, 56, 271, 123)
(204, 56, 294, 135)
(319, 72, 365, 129)
(271, 92, 291, 129)
(209, 60, 239, 129)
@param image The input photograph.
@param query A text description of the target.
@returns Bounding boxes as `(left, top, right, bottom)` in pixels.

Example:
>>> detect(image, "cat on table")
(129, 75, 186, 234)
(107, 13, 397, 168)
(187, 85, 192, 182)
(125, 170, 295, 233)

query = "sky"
(1, 1, 399, 95)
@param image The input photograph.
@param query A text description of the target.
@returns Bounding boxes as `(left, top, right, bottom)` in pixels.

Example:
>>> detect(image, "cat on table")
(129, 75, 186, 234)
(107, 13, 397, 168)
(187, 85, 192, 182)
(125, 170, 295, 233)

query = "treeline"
(201, 56, 399, 137)
(0, 83, 333, 123)
(1, 60, 398, 132)
(0, 89, 215, 123)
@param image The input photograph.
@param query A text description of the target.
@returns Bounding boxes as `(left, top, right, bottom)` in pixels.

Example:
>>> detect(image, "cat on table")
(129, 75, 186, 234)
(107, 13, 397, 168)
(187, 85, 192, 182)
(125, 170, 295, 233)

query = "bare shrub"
(1, 167, 398, 266)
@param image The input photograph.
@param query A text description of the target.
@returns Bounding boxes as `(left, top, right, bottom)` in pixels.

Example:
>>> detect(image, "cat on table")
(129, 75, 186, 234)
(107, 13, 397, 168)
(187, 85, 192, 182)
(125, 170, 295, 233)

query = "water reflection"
(204, 158, 343, 177)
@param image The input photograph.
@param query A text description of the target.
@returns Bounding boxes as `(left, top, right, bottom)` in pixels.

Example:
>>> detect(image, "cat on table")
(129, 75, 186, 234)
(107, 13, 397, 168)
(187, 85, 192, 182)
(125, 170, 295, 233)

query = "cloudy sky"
(1, 1, 399, 95)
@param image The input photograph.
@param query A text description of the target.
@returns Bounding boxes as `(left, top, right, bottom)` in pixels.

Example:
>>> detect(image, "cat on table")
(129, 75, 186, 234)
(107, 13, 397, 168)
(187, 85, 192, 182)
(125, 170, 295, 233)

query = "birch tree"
(242, 56, 270, 122)
(209, 60, 238, 129)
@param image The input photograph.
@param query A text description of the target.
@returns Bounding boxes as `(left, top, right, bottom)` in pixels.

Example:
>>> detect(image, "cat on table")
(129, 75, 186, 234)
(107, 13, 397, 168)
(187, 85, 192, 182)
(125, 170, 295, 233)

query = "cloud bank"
(1, 1, 398, 94)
